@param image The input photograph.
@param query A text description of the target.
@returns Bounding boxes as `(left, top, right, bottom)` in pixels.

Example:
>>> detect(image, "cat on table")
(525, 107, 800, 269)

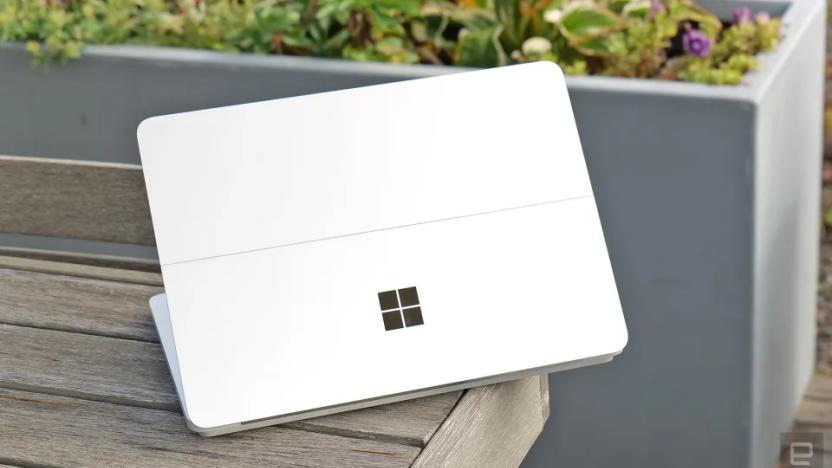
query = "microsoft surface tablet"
(137, 62, 628, 436)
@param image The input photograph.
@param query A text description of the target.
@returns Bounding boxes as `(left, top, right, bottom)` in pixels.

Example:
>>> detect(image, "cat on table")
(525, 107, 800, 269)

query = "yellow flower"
(24, 41, 40, 55)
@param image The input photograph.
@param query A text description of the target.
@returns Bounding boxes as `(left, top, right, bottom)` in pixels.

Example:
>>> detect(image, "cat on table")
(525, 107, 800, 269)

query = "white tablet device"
(138, 61, 627, 436)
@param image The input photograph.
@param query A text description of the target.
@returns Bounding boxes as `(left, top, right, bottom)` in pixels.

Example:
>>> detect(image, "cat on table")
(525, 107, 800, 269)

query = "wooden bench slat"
(0, 156, 155, 245)
(0, 323, 470, 448)
(0, 246, 161, 272)
(805, 374, 832, 401)
(789, 422, 832, 454)
(0, 388, 419, 468)
(795, 395, 832, 427)
(412, 375, 548, 468)
(0, 324, 179, 411)
(0, 255, 162, 286)
(0, 267, 162, 342)
(783, 375, 832, 456)
(284, 390, 462, 448)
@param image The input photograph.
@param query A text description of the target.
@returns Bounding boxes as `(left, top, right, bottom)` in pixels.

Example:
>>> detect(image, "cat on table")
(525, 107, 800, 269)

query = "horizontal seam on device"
(160, 194, 594, 267)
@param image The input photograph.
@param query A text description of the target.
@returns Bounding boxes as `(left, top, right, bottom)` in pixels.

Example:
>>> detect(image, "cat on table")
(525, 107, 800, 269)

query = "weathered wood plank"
(286, 391, 462, 447)
(0, 267, 162, 342)
(0, 255, 162, 286)
(411, 375, 548, 468)
(784, 374, 832, 457)
(539, 370, 550, 421)
(0, 388, 419, 468)
(0, 245, 160, 272)
(0, 322, 467, 448)
(0, 155, 154, 245)
(806, 374, 832, 401)
(0, 323, 178, 411)
(790, 422, 832, 454)
(795, 397, 832, 427)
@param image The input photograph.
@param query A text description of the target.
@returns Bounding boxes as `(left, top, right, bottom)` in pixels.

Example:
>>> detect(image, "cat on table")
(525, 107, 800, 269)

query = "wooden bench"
(0, 155, 549, 467)
(778, 374, 832, 467)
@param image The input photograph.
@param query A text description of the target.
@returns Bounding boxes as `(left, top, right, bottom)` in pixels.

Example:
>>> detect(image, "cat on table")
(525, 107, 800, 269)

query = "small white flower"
(544, 9, 563, 23)
(522, 37, 552, 56)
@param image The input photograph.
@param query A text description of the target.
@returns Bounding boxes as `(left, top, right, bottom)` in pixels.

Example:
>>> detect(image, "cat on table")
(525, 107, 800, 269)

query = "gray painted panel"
(523, 93, 755, 468)
(0, 45, 453, 164)
(750, 3, 825, 467)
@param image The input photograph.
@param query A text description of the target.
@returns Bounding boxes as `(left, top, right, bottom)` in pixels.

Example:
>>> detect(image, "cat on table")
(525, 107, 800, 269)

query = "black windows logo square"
(378, 287, 424, 331)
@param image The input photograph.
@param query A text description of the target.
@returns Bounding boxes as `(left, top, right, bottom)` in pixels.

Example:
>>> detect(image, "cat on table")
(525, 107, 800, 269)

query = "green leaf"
(571, 35, 614, 55)
(456, 25, 506, 67)
(622, 0, 652, 18)
(410, 20, 429, 42)
(668, 0, 721, 37)
(322, 29, 350, 51)
(368, 6, 406, 36)
(422, 2, 497, 30)
(607, 0, 631, 13)
(375, 36, 405, 54)
(374, 0, 421, 17)
(559, 4, 622, 39)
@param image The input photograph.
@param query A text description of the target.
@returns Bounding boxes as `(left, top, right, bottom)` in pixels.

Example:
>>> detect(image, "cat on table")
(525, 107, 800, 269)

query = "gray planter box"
(0, 0, 824, 466)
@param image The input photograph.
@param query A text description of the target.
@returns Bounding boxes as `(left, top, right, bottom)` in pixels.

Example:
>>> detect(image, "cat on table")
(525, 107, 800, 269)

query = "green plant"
(824, 204, 832, 230)
(507, 0, 781, 84)
(0, 0, 782, 85)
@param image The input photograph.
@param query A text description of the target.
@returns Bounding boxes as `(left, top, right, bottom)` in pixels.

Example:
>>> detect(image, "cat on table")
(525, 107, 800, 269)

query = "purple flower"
(731, 7, 753, 24)
(683, 29, 712, 57)
(649, 0, 666, 16)
(755, 11, 770, 22)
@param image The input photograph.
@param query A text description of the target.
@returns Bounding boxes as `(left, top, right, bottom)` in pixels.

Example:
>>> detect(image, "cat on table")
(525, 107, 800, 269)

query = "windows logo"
(378, 287, 424, 331)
